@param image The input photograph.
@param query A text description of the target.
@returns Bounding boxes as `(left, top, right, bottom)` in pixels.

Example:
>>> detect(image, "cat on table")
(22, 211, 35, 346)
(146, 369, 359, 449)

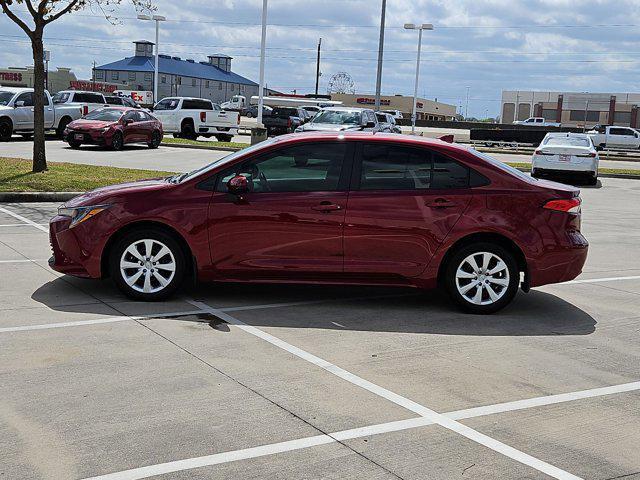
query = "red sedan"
(64, 107, 163, 150)
(49, 133, 588, 313)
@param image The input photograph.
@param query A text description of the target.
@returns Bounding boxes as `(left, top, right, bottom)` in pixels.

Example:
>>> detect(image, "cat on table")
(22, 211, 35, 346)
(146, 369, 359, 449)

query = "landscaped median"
(0, 157, 175, 193)
(161, 136, 245, 151)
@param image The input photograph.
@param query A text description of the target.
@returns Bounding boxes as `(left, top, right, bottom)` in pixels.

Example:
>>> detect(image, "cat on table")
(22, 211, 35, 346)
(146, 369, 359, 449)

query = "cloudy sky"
(1, 0, 639, 117)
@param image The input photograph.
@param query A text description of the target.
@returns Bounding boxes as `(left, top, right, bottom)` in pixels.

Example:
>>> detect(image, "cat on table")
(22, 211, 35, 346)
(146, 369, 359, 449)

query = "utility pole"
(465, 86, 470, 119)
(257, 0, 268, 128)
(92, 60, 96, 92)
(315, 37, 322, 96)
(374, 0, 387, 110)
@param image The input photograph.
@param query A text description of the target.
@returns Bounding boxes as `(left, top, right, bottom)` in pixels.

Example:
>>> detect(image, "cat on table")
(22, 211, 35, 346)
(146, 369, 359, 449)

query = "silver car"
(295, 107, 382, 133)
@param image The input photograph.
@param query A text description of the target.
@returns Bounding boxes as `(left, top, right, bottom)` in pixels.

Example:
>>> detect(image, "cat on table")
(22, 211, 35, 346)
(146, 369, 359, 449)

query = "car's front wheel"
(111, 132, 124, 151)
(148, 130, 161, 149)
(445, 243, 519, 314)
(110, 229, 185, 301)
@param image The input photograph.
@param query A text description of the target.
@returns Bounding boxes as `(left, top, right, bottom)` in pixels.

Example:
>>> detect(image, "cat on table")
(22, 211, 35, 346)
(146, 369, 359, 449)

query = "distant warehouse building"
(502, 90, 640, 127)
(94, 40, 258, 104)
(331, 93, 457, 121)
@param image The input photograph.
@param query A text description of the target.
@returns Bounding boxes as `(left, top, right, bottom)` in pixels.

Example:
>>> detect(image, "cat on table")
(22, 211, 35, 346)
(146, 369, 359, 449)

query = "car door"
(344, 142, 474, 278)
(43, 94, 54, 127)
(121, 111, 139, 143)
(207, 141, 353, 278)
(13, 92, 34, 129)
(607, 127, 631, 148)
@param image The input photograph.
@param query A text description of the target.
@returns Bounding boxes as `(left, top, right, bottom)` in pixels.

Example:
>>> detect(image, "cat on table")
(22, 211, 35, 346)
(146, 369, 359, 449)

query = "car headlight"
(57, 204, 111, 227)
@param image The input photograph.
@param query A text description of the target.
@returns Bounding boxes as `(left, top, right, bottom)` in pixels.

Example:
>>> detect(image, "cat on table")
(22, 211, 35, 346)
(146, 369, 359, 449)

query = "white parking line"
(187, 300, 582, 480)
(0, 207, 49, 232)
(0, 309, 207, 333)
(563, 275, 640, 285)
(83, 376, 640, 480)
(0, 223, 48, 227)
(0, 259, 50, 264)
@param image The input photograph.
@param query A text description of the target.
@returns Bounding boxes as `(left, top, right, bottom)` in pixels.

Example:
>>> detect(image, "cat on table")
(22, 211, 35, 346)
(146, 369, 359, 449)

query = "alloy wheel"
(455, 251, 510, 306)
(119, 239, 176, 294)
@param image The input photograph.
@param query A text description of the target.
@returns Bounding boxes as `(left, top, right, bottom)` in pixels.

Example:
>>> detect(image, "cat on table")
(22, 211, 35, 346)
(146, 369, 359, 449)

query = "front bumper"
(48, 214, 105, 278)
(64, 130, 110, 146)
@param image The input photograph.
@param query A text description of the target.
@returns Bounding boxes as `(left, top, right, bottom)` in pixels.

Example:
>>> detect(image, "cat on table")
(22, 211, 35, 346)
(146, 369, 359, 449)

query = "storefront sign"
(69, 80, 117, 93)
(0, 71, 24, 83)
(356, 97, 391, 106)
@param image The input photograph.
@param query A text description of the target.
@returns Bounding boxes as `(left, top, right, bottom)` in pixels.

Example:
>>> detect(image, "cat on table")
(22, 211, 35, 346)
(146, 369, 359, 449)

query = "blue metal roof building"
(94, 41, 258, 104)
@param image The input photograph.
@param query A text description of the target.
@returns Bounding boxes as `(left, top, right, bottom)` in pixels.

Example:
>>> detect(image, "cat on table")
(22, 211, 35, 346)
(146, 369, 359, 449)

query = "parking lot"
(1, 177, 640, 479)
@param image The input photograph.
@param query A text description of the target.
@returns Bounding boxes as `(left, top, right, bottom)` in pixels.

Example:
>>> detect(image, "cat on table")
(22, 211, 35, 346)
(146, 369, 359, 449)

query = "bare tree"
(0, 0, 154, 172)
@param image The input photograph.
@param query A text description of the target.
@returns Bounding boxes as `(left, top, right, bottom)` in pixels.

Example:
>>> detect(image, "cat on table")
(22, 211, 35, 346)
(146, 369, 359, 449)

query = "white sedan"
(531, 133, 599, 185)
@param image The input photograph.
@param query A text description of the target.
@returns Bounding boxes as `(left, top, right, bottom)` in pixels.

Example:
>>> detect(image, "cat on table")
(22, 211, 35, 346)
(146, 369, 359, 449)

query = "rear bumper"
(532, 156, 598, 174)
(528, 231, 589, 287)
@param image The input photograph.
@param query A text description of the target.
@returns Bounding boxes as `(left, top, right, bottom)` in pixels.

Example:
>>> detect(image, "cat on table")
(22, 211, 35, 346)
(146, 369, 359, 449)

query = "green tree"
(0, 0, 154, 172)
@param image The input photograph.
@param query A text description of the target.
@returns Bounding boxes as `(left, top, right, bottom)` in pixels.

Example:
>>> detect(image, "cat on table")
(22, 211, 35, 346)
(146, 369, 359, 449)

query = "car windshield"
(83, 109, 123, 121)
(312, 110, 361, 125)
(170, 138, 279, 184)
(154, 98, 179, 110)
(470, 148, 533, 181)
(545, 136, 591, 147)
(52, 92, 71, 104)
(0, 91, 15, 106)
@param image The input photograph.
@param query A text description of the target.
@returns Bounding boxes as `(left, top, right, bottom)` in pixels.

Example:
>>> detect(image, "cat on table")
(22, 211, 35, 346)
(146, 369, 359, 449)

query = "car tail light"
(578, 152, 597, 157)
(82, 106, 89, 116)
(534, 149, 553, 155)
(543, 197, 581, 214)
(200, 111, 206, 122)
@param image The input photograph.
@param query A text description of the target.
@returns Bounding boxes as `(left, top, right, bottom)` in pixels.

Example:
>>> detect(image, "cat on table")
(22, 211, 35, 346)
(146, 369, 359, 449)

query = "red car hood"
(65, 178, 171, 207)
(68, 119, 116, 130)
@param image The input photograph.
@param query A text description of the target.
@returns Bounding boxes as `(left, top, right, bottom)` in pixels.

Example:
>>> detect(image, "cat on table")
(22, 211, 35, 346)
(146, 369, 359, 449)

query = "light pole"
(465, 86, 470, 119)
(374, 0, 387, 111)
(404, 23, 433, 134)
(257, 0, 268, 128)
(137, 14, 166, 105)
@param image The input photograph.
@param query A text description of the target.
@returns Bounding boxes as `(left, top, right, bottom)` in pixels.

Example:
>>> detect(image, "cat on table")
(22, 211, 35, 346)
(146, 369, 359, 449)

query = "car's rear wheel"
(111, 132, 123, 151)
(181, 122, 198, 140)
(0, 119, 12, 142)
(56, 117, 71, 138)
(445, 243, 519, 314)
(110, 229, 185, 301)
(68, 140, 81, 149)
(148, 130, 161, 149)
(246, 111, 253, 118)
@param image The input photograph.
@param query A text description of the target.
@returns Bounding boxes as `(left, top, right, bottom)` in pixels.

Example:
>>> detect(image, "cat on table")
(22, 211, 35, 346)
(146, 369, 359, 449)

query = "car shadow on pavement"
(32, 278, 596, 337)
(62, 145, 151, 152)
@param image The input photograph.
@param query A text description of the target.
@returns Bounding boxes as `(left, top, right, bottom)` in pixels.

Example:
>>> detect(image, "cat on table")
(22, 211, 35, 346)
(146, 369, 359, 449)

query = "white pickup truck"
(0, 87, 83, 141)
(513, 117, 561, 127)
(151, 97, 240, 142)
(587, 125, 640, 150)
(52, 90, 108, 116)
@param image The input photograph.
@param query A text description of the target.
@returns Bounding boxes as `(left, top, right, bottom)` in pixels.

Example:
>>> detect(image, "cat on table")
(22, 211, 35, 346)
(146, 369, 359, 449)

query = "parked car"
(513, 117, 561, 127)
(532, 133, 599, 185)
(105, 96, 142, 109)
(244, 104, 272, 118)
(49, 132, 588, 314)
(301, 106, 321, 118)
(376, 112, 401, 133)
(0, 87, 83, 141)
(52, 90, 108, 116)
(295, 107, 382, 133)
(382, 109, 403, 120)
(263, 106, 306, 136)
(587, 124, 640, 150)
(151, 97, 239, 142)
(63, 107, 163, 151)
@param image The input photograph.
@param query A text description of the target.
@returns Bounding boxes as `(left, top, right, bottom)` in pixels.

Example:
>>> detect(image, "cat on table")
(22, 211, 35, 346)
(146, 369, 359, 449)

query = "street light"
(404, 23, 433, 134)
(137, 14, 166, 104)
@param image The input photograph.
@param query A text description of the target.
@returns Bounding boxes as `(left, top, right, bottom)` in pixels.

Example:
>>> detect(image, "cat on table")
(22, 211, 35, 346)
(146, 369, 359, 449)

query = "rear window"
(545, 136, 591, 147)
(105, 97, 123, 105)
(471, 149, 531, 181)
(271, 108, 298, 118)
(182, 99, 213, 110)
(75, 93, 105, 104)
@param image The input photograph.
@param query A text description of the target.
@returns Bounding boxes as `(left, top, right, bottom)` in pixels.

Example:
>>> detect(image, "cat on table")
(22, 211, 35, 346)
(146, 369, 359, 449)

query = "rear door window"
(182, 99, 213, 110)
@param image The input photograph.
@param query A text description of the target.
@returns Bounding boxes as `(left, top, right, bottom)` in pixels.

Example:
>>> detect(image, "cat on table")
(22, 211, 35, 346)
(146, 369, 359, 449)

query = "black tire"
(531, 168, 539, 178)
(0, 119, 12, 142)
(181, 122, 198, 140)
(246, 111, 253, 118)
(111, 132, 123, 151)
(68, 140, 81, 149)
(586, 174, 598, 186)
(215, 134, 233, 143)
(110, 228, 186, 301)
(444, 242, 519, 314)
(148, 130, 161, 149)
(56, 117, 71, 138)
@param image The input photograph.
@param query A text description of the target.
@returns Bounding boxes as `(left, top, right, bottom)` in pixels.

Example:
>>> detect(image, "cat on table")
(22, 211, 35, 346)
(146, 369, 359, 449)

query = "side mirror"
(15, 101, 25, 108)
(227, 174, 249, 195)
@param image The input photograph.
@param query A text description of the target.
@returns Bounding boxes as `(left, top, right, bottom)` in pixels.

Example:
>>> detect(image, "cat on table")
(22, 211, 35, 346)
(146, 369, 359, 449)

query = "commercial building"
(502, 90, 640, 127)
(330, 93, 457, 121)
(94, 41, 259, 104)
(0, 66, 77, 93)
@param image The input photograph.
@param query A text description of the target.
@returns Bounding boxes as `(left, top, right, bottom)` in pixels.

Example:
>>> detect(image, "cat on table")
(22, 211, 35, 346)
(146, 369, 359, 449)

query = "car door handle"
(311, 202, 342, 213)
(425, 198, 457, 208)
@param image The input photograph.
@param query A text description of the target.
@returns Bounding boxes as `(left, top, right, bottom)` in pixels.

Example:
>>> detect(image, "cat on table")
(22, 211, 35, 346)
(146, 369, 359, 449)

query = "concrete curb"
(160, 142, 241, 152)
(0, 192, 81, 203)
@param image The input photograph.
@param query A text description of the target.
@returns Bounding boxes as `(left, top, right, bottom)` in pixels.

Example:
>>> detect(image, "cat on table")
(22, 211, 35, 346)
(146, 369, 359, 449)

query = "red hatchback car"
(64, 107, 163, 150)
(49, 133, 588, 313)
